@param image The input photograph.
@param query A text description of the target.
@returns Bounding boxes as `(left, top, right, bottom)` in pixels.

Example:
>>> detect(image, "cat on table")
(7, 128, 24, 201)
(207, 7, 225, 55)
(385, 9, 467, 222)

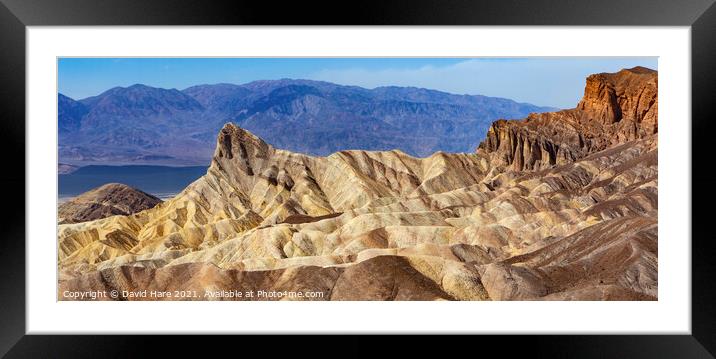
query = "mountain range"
(58, 80, 554, 165)
(58, 67, 658, 301)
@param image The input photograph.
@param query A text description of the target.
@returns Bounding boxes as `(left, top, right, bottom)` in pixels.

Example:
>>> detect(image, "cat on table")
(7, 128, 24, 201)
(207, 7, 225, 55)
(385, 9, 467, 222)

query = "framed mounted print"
(1, 0, 715, 357)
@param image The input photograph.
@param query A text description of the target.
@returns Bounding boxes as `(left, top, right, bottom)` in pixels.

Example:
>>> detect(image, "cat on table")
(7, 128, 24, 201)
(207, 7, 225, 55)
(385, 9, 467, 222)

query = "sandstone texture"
(58, 68, 658, 301)
(58, 183, 162, 224)
(478, 66, 657, 171)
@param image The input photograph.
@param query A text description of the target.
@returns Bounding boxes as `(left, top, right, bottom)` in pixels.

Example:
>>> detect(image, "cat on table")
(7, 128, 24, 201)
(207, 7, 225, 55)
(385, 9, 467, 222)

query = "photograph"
(56, 57, 659, 301)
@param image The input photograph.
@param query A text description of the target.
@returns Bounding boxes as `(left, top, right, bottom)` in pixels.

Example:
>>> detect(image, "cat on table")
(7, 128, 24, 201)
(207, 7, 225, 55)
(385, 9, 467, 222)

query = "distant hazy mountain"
(58, 79, 555, 165)
(58, 94, 88, 134)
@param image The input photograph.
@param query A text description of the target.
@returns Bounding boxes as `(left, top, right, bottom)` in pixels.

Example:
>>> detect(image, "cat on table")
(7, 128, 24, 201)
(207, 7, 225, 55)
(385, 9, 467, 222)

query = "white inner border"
(27, 27, 691, 334)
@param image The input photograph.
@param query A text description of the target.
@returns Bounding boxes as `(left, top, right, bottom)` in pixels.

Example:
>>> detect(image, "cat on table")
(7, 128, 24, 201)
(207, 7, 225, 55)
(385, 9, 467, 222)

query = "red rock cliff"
(478, 66, 657, 171)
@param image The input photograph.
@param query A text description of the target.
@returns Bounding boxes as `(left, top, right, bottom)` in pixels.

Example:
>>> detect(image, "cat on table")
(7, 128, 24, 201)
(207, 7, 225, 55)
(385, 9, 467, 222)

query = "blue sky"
(58, 57, 657, 108)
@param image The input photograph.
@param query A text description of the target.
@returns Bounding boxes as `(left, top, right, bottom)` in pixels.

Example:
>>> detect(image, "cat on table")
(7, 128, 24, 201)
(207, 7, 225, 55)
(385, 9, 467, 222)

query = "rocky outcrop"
(577, 66, 658, 131)
(57, 68, 658, 301)
(478, 67, 657, 171)
(58, 183, 162, 224)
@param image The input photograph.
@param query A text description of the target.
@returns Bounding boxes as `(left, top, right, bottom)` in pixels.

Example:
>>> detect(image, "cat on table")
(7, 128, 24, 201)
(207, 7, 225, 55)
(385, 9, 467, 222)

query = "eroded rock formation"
(58, 68, 658, 301)
(478, 66, 657, 171)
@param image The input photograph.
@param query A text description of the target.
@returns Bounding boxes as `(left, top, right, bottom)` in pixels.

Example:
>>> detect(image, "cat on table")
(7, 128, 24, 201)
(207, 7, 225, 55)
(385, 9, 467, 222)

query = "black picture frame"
(1, 0, 715, 357)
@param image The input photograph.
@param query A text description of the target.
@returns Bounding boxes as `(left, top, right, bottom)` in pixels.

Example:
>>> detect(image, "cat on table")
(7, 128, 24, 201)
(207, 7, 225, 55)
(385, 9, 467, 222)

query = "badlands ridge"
(58, 67, 658, 300)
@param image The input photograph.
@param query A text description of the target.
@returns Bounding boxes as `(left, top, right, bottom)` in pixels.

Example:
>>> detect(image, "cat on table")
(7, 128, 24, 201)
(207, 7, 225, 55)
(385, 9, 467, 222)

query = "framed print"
(2, 0, 716, 357)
